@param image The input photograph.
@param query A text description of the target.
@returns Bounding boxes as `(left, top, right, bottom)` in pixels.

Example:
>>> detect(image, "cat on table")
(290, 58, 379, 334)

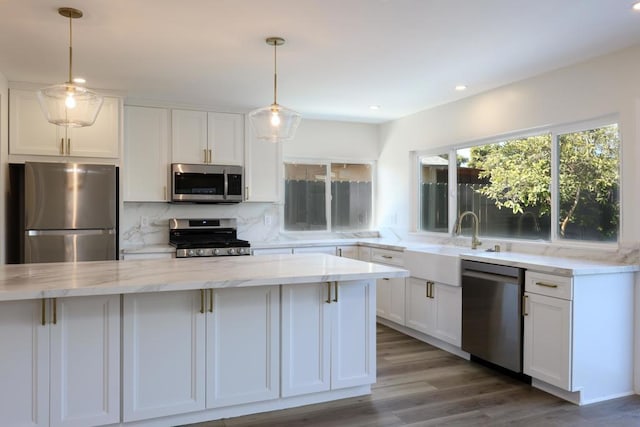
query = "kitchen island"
(0, 254, 408, 427)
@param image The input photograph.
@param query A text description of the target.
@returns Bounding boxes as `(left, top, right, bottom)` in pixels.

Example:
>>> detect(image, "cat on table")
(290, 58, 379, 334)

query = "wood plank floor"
(189, 324, 640, 426)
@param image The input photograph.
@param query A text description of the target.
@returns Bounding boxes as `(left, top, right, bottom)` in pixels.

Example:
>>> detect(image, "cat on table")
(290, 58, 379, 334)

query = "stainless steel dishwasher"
(461, 260, 525, 373)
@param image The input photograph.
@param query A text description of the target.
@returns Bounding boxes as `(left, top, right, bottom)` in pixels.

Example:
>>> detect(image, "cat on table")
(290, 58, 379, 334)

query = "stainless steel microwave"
(171, 163, 243, 203)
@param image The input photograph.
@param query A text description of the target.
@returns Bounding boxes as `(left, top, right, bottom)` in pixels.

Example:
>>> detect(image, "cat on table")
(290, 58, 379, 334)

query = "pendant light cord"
(68, 14, 73, 83)
(273, 41, 278, 105)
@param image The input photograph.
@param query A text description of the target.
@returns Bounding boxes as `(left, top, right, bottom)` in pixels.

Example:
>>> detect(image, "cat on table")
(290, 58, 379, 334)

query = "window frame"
(414, 115, 621, 247)
(282, 158, 376, 233)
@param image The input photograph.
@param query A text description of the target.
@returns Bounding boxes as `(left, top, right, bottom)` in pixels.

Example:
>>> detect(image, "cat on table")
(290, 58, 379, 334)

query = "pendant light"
(249, 37, 301, 143)
(38, 7, 103, 128)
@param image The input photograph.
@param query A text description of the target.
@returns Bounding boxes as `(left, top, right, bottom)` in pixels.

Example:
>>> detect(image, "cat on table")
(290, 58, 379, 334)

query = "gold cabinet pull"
(208, 289, 214, 313)
(52, 298, 57, 325)
(333, 282, 338, 303)
(200, 289, 205, 314)
(338, 248, 343, 257)
(382, 278, 390, 281)
(163, 185, 167, 200)
(535, 282, 559, 288)
(425, 281, 429, 298)
(326, 282, 332, 304)
(41, 298, 46, 326)
(66, 138, 70, 155)
(208, 149, 212, 163)
(245, 186, 249, 201)
(203, 149, 208, 163)
(381, 255, 392, 259)
(60, 138, 65, 155)
(522, 295, 528, 316)
(430, 282, 435, 299)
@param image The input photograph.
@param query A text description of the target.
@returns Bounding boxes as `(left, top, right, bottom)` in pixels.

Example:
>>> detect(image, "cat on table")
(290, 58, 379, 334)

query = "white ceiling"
(1, 0, 639, 123)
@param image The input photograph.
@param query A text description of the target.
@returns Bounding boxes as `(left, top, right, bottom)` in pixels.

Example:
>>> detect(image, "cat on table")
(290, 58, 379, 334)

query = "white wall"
(283, 119, 378, 160)
(378, 45, 640, 248)
(0, 72, 8, 263)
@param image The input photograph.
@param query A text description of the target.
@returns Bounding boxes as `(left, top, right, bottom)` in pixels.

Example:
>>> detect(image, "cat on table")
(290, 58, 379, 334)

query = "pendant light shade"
(38, 7, 103, 128)
(249, 37, 301, 143)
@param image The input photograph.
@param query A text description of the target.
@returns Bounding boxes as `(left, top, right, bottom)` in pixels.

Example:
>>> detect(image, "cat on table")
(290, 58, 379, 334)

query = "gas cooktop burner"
(169, 218, 251, 258)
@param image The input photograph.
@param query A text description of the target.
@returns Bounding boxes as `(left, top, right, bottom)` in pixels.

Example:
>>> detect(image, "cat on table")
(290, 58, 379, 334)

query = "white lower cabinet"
(376, 277, 406, 324)
(0, 295, 120, 427)
(205, 286, 279, 407)
(405, 277, 461, 346)
(123, 286, 279, 422)
(523, 292, 572, 389)
(281, 280, 376, 397)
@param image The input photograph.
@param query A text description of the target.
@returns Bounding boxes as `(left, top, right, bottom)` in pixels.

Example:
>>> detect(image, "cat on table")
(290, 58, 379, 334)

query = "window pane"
(331, 163, 372, 231)
(558, 124, 619, 242)
(284, 163, 327, 231)
(456, 135, 552, 240)
(419, 154, 449, 232)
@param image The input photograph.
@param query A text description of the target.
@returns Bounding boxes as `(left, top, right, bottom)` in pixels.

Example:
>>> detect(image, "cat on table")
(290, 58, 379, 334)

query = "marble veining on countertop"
(0, 254, 408, 302)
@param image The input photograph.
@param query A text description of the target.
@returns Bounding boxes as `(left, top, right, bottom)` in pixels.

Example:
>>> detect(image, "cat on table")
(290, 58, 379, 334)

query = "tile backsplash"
(121, 202, 281, 248)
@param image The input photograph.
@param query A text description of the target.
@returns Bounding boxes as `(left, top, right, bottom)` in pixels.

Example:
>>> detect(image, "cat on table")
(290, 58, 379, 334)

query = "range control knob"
(228, 248, 237, 255)
(196, 249, 205, 256)
(188, 249, 196, 257)
(213, 248, 221, 256)
(238, 248, 245, 255)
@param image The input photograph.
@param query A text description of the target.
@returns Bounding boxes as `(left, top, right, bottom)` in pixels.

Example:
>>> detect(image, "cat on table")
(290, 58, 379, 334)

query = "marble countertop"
(121, 239, 638, 276)
(458, 251, 639, 276)
(0, 254, 408, 302)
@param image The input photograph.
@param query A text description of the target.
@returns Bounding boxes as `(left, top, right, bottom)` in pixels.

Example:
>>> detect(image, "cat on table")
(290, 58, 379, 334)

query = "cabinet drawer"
(370, 248, 403, 266)
(525, 271, 573, 300)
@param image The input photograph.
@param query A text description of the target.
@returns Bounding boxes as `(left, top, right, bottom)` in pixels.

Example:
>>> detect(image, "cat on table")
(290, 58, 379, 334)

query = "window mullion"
(550, 132, 559, 242)
(325, 162, 332, 232)
(448, 149, 457, 235)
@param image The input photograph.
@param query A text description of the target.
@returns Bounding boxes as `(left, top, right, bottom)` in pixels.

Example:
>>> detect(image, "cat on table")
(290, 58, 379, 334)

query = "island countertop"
(0, 254, 409, 302)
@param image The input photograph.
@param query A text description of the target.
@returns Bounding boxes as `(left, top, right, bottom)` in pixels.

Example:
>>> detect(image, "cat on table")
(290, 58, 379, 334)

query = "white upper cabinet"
(9, 88, 120, 159)
(124, 105, 171, 202)
(243, 119, 282, 202)
(171, 109, 243, 165)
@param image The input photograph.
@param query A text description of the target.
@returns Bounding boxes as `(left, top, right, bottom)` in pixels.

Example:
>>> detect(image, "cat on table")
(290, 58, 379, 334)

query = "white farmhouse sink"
(404, 245, 474, 286)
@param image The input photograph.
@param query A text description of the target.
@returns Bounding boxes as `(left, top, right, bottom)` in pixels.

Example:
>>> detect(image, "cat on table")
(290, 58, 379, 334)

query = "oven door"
(172, 164, 226, 202)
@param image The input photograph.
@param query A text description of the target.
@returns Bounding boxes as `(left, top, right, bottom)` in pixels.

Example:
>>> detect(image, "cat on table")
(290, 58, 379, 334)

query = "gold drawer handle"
(535, 282, 559, 288)
(381, 255, 393, 259)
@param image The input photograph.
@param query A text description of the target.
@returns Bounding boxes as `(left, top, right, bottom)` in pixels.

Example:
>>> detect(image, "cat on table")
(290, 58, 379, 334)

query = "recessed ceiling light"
(72, 77, 86, 84)
(369, 105, 381, 110)
(455, 85, 467, 91)
(633, 1, 640, 11)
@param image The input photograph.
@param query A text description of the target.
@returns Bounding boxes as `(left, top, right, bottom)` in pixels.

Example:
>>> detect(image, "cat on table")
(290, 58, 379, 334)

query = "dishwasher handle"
(462, 270, 521, 285)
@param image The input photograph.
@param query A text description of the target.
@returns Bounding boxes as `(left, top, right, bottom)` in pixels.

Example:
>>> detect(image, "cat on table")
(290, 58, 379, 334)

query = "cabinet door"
(123, 291, 206, 422)
(281, 283, 332, 397)
(387, 276, 406, 325)
(49, 295, 120, 427)
(331, 280, 376, 389)
(9, 88, 60, 156)
(244, 119, 282, 202)
(172, 109, 208, 164)
(337, 246, 359, 259)
(124, 106, 171, 201)
(0, 299, 49, 427)
(207, 112, 243, 165)
(431, 284, 461, 346)
(206, 286, 279, 408)
(376, 278, 391, 318)
(405, 277, 430, 334)
(69, 96, 120, 158)
(523, 292, 572, 390)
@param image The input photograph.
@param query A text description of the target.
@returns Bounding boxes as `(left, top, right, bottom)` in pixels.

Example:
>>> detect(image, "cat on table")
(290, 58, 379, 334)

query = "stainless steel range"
(169, 218, 250, 258)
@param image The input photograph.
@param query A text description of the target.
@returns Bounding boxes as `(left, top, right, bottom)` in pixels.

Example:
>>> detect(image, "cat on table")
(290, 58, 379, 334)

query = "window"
(418, 120, 620, 243)
(284, 161, 373, 231)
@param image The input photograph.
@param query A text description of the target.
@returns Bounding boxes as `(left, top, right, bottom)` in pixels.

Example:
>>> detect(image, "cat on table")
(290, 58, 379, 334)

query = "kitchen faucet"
(455, 211, 482, 249)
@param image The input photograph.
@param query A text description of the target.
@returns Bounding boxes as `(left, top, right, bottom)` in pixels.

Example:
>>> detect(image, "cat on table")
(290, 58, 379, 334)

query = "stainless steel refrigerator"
(8, 162, 118, 263)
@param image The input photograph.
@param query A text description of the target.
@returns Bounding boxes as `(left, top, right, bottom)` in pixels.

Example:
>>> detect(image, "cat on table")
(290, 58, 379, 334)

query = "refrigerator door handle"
(26, 229, 116, 237)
